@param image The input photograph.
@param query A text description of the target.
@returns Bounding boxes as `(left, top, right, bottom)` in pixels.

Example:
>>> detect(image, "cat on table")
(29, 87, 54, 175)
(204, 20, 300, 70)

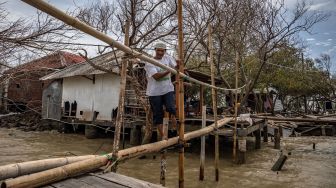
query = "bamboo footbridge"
(2, 1, 336, 188)
(0, 117, 232, 188)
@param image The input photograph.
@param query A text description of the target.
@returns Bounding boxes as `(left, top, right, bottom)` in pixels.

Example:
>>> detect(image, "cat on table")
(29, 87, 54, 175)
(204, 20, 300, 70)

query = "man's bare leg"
(170, 115, 177, 130)
(158, 124, 168, 140)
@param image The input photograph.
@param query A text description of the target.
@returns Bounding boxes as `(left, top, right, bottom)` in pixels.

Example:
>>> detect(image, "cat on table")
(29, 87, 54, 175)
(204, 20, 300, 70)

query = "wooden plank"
(77, 175, 126, 188)
(237, 123, 264, 136)
(93, 173, 164, 188)
(50, 178, 93, 188)
(251, 115, 336, 125)
(213, 129, 233, 136)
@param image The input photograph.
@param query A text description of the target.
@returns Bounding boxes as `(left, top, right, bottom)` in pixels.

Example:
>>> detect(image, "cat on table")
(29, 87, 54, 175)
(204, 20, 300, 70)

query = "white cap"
(154, 42, 167, 49)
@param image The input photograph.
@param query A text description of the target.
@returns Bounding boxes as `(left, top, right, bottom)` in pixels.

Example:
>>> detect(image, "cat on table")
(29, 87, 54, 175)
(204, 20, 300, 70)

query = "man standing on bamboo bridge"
(145, 42, 178, 140)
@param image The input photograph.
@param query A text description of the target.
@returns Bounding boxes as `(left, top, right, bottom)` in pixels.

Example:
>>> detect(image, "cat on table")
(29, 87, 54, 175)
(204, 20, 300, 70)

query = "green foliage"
(256, 46, 333, 97)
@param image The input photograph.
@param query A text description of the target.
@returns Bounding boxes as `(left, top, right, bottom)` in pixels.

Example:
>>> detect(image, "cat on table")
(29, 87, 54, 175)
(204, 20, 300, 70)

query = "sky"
(3, 0, 336, 69)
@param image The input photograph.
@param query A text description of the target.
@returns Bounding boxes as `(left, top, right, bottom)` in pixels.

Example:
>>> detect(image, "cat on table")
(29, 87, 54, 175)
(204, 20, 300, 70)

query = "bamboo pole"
(160, 112, 169, 186)
(0, 155, 95, 181)
(110, 19, 130, 172)
(199, 105, 206, 181)
(1, 118, 232, 188)
(233, 51, 239, 162)
(177, 0, 185, 187)
(251, 115, 336, 125)
(199, 85, 204, 115)
(20, 0, 240, 92)
(208, 25, 219, 181)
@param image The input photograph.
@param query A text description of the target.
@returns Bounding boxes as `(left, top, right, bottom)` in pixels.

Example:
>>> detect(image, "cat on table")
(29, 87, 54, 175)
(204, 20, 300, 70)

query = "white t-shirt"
(145, 55, 176, 96)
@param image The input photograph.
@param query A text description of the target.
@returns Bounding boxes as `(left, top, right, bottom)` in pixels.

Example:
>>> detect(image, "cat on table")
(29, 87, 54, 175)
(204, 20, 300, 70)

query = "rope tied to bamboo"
(102, 154, 119, 173)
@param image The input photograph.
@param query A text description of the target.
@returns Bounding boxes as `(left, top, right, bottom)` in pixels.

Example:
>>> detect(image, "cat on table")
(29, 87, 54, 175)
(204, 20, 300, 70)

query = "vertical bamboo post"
(111, 19, 130, 172)
(160, 112, 169, 186)
(263, 120, 268, 142)
(177, 0, 185, 187)
(199, 105, 206, 181)
(208, 25, 219, 181)
(233, 51, 239, 162)
(199, 85, 204, 116)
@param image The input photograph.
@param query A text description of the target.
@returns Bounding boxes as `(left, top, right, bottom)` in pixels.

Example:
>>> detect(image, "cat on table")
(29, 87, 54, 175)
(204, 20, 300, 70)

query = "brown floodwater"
(1, 128, 336, 188)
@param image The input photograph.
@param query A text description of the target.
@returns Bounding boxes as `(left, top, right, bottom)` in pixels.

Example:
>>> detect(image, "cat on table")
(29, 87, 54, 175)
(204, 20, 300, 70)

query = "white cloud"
(307, 38, 316, 41)
(310, 2, 330, 10)
(328, 39, 333, 41)
(309, 0, 336, 11)
(327, 46, 336, 54)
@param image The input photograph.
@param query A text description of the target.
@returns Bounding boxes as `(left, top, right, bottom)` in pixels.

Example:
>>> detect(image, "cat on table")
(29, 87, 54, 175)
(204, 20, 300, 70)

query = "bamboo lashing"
(20, 0, 245, 92)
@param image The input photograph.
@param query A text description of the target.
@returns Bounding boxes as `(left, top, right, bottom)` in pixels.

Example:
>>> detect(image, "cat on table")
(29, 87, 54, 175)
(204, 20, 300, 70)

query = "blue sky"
(3, 0, 336, 70)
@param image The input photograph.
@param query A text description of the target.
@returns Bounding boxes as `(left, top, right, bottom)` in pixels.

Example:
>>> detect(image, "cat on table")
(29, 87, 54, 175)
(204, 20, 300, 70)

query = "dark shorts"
(149, 91, 176, 125)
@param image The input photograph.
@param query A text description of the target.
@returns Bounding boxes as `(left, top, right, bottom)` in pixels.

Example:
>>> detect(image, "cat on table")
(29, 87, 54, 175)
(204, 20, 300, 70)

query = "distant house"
(0, 51, 85, 112)
(40, 51, 123, 122)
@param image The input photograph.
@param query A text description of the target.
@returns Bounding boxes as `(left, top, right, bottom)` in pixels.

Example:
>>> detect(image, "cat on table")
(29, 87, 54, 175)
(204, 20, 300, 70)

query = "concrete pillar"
(237, 136, 247, 164)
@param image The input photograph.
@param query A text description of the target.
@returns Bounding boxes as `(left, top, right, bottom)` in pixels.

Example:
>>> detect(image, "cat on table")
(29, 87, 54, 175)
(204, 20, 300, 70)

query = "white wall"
(62, 74, 120, 121)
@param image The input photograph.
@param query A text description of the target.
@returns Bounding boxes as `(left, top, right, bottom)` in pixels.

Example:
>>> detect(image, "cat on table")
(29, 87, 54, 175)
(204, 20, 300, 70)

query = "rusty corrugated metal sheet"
(41, 51, 124, 80)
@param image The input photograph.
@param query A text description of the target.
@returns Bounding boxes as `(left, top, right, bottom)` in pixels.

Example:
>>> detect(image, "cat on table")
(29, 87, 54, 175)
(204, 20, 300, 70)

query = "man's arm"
(152, 70, 170, 80)
(152, 58, 180, 81)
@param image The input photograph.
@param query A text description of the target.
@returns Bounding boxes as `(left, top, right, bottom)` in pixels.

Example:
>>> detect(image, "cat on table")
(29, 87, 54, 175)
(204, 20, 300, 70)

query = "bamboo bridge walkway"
(42, 172, 163, 188)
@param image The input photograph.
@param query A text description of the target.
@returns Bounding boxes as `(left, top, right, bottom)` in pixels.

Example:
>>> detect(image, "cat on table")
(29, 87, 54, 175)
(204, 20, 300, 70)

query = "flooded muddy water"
(1, 128, 336, 188)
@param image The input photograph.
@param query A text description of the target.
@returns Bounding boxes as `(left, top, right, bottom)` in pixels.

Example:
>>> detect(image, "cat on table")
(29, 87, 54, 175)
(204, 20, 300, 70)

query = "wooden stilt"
(263, 120, 268, 142)
(279, 126, 283, 137)
(199, 106, 206, 181)
(255, 127, 261, 149)
(321, 125, 326, 136)
(274, 128, 280, 149)
(130, 126, 140, 146)
(331, 126, 336, 136)
(177, 0, 185, 187)
(237, 136, 247, 164)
